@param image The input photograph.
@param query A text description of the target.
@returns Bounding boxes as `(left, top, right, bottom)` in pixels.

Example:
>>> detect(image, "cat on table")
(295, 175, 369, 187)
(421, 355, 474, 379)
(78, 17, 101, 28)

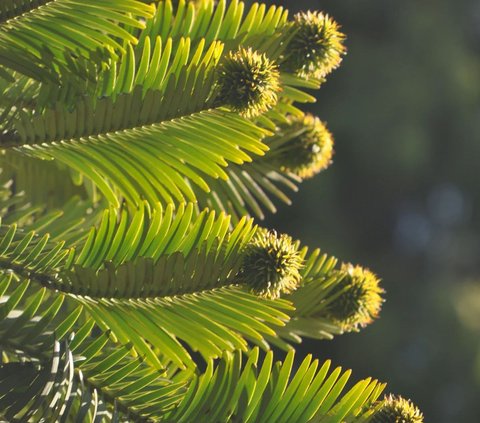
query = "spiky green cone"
(215, 48, 280, 118)
(268, 114, 334, 179)
(238, 229, 303, 299)
(371, 395, 424, 423)
(283, 11, 346, 78)
(326, 264, 384, 331)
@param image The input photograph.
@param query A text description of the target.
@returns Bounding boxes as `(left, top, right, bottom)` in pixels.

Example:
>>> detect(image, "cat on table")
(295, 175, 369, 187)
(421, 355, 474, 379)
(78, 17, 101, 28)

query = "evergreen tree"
(0, 0, 423, 421)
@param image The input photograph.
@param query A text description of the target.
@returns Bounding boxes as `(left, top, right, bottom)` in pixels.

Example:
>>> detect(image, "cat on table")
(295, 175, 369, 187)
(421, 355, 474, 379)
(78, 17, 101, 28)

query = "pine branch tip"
(238, 229, 303, 300)
(371, 394, 424, 423)
(283, 11, 346, 79)
(325, 263, 384, 332)
(215, 48, 281, 118)
(269, 113, 334, 179)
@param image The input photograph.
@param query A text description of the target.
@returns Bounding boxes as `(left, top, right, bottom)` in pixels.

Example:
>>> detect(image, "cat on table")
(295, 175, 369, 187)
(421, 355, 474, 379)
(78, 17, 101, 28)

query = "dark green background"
(252, 0, 480, 421)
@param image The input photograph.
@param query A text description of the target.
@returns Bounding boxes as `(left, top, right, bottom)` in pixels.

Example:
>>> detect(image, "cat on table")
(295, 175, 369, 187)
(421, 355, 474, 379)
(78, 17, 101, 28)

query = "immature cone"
(272, 114, 334, 179)
(239, 229, 303, 299)
(284, 11, 346, 78)
(371, 395, 424, 423)
(215, 48, 280, 118)
(326, 263, 384, 331)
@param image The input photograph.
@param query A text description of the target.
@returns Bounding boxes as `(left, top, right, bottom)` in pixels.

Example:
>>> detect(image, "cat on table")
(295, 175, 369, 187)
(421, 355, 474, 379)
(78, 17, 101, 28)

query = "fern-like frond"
(273, 247, 344, 343)
(55, 203, 294, 368)
(0, 0, 155, 82)
(98, 36, 224, 99)
(196, 153, 301, 221)
(0, 1, 420, 422)
(277, 247, 384, 343)
(137, 0, 289, 58)
(136, 0, 323, 105)
(1, 3, 330, 211)
(0, 205, 291, 368)
(8, 109, 269, 207)
(0, 201, 383, 369)
(0, 227, 72, 280)
(0, 271, 187, 418)
(1, 34, 223, 137)
(0, 325, 186, 420)
(0, 324, 385, 422)
(2, 34, 273, 207)
(76, 287, 292, 369)
(162, 348, 385, 423)
(196, 108, 335, 221)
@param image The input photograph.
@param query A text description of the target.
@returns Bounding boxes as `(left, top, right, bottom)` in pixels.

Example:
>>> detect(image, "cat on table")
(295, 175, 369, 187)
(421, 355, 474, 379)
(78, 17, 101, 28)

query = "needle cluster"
(239, 229, 303, 299)
(215, 47, 280, 118)
(371, 395, 424, 423)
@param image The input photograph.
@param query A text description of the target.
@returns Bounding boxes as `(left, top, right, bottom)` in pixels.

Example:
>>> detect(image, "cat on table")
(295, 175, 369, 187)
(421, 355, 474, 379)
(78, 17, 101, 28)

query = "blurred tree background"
(249, 0, 480, 421)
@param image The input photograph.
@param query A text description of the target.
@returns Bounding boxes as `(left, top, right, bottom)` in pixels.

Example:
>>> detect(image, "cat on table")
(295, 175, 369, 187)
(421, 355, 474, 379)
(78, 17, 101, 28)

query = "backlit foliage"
(0, 0, 422, 421)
